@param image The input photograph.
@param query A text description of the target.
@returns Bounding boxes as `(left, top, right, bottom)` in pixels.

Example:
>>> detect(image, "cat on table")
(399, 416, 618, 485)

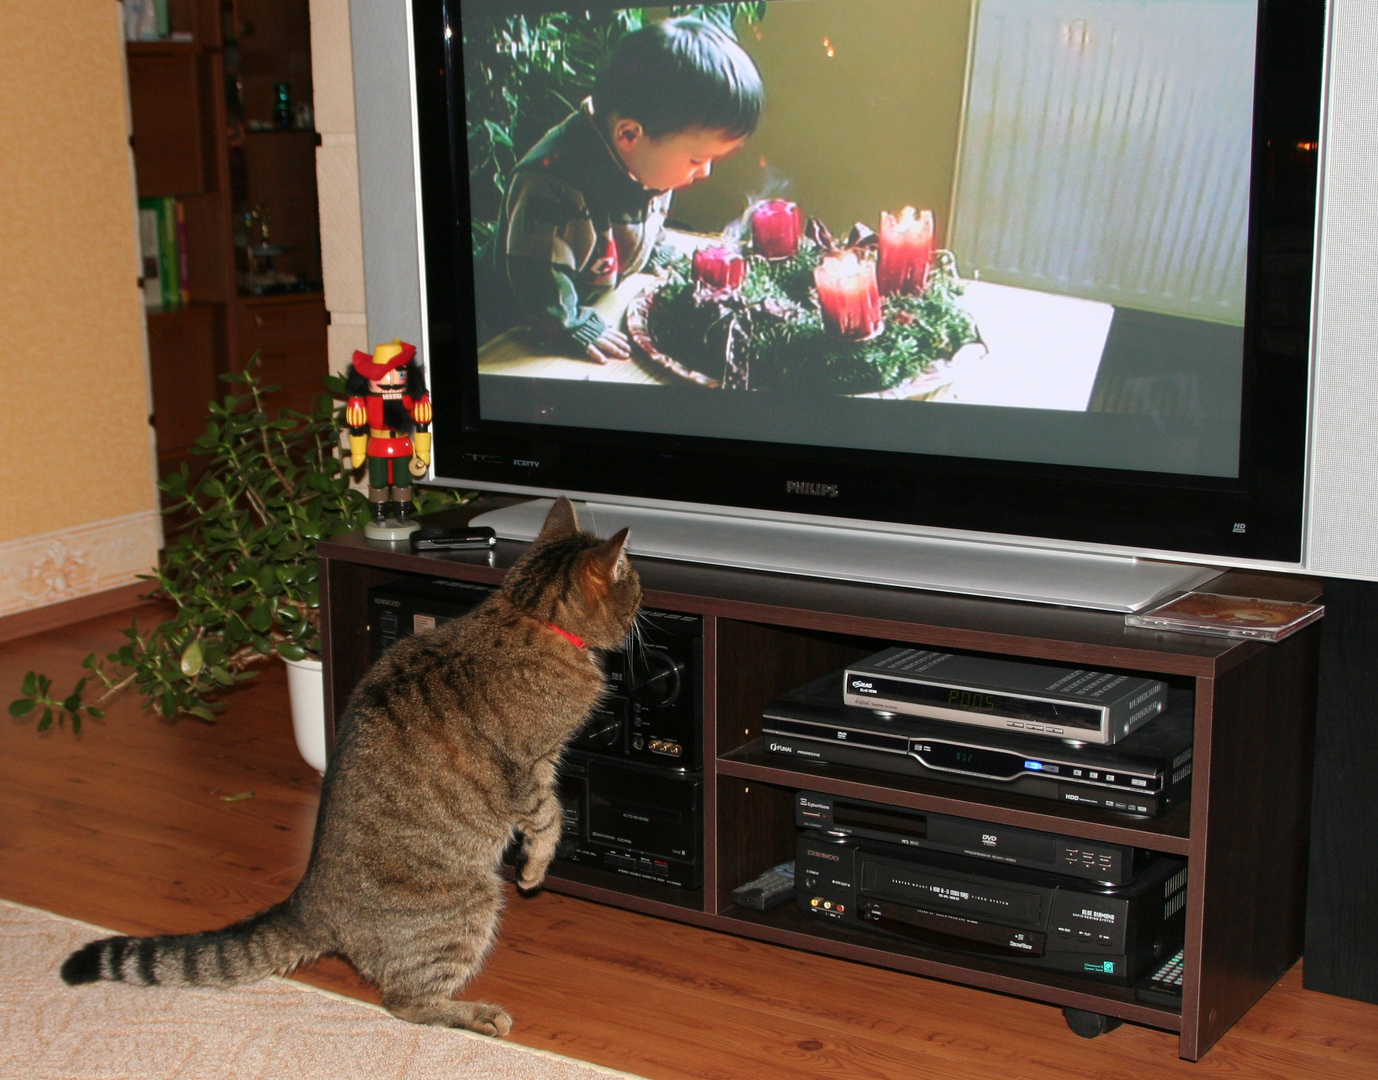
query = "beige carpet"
(0, 899, 646, 1080)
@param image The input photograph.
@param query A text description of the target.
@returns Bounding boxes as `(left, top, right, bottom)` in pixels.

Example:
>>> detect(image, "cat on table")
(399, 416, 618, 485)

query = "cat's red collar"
(542, 621, 587, 650)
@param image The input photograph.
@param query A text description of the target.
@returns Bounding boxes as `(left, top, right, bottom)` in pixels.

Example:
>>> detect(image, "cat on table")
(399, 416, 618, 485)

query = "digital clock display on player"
(910, 740, 1161, 792)
(848, 675, 1104, 732)
(914, 742, 1041, 779)
(760, 715, 1167, 796)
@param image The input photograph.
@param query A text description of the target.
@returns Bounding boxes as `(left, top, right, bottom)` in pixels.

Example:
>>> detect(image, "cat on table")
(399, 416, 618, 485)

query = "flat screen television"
(395, 0, 1326, 609)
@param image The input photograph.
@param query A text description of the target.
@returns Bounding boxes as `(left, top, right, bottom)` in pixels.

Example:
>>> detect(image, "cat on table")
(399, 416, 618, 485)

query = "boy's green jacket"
(490, 100, 677, 349)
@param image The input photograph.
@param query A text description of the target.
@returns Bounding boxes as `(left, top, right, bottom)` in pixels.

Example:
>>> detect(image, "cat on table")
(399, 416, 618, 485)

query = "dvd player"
(843, 647, 1166, 744)
(764, 674, 1194, 816)
(795, 790, 1147, 885)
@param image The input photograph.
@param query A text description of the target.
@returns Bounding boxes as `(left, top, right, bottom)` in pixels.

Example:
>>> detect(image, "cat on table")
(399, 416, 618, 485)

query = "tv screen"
(414, 0, 1321, 570)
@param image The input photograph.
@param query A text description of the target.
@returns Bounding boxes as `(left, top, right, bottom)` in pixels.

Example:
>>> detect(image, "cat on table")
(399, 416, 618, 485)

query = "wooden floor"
(3, 606, 1377, 1079)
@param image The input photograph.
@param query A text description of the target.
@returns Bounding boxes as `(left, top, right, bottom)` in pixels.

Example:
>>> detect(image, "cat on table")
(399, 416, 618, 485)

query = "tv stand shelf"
(317, 520, 1320, 1061)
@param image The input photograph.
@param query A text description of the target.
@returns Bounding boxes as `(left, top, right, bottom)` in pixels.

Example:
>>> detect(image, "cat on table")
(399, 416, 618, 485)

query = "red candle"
(751, 199, 803, 259)
(877, 206, 934, 295)
(814, 252, 884, 339)
(692, 246, 747, 290)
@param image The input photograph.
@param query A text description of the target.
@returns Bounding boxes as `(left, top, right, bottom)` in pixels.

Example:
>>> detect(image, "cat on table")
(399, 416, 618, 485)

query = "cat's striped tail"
(59, 902, 311, 988)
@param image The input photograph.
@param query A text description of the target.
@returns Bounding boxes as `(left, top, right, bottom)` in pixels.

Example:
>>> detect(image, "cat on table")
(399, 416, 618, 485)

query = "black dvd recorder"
(764, 674, 1194, 816)
(797, 834, 1187, 984)
(795, 791, 1149, 885)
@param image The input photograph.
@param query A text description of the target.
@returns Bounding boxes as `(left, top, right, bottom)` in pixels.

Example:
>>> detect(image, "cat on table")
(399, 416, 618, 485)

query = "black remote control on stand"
(1134, 948, 1184, 1009)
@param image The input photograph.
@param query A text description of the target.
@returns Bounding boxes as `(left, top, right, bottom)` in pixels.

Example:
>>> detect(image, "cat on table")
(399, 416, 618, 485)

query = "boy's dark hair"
(593, 17, 763, 140)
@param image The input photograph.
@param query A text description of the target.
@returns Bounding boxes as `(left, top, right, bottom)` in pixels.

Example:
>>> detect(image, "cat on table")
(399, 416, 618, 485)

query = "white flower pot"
(283, 655, 327, 774)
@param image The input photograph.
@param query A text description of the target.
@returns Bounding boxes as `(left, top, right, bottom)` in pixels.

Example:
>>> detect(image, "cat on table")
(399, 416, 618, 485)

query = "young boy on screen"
(484, 17, 763, 363)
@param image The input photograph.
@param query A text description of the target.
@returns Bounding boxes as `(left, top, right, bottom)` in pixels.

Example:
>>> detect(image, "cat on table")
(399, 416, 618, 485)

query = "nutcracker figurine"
(344, 340, 432, 537)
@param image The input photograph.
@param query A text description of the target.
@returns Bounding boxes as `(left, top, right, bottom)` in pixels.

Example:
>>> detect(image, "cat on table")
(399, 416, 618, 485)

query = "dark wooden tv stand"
(317, 512, 1320, 1061)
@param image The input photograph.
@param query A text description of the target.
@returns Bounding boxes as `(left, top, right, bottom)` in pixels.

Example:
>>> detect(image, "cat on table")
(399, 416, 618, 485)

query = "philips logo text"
(786, 481, 840, 498)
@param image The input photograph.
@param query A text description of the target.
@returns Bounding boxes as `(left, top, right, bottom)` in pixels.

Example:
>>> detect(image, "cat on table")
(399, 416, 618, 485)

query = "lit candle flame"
(894, 206, 922, 234)
(822, 252, 864, 284)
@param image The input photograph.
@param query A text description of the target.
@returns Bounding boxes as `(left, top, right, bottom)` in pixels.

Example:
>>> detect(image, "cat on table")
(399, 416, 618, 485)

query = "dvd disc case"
(1125, 592, 1323, 642)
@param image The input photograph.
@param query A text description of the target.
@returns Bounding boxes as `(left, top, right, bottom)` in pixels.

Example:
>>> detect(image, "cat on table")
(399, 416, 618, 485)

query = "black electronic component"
(615, 610, 704, 770)
(795, 791, 1145, 885)
(549, 751, 703, 889)
(796, 835, 1187, 985)
(365, 584, 703, 768)
(366, 577, 494, 658)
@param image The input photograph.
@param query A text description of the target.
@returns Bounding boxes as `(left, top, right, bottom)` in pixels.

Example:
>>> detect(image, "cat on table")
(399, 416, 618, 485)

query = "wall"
(345, 0, 422, 357)
(309, 0, 369, 374)
(672, 0, 971, 243)
(0, 2, 160, 618)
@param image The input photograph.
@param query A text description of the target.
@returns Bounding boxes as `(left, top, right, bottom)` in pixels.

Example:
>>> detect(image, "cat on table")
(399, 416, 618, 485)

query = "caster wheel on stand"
(1063, 1007, 1123, 1039)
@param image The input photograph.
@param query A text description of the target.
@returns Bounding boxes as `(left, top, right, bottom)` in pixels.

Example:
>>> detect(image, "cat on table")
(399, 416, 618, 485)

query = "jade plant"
(10, 361, 467, 733)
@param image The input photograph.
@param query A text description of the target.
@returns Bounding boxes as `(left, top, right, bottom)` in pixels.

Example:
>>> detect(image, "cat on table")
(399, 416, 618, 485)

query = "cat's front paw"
(516, 860, 550, 894)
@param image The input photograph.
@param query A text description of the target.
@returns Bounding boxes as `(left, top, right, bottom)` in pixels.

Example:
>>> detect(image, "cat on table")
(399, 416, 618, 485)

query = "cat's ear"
(579, 527, 632, 601)
(536, 497, 580, 542)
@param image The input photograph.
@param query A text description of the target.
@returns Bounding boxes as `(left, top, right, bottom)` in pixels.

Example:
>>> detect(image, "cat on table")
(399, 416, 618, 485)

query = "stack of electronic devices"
(763, 647, 1195, 816)
(792, 790, 1187, 987)
(367, 577, 705, 890)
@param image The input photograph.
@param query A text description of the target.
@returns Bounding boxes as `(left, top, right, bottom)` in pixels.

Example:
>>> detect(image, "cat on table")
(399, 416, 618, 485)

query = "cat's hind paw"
(388, 998, 513, 1037)
(455, 1000, 513, 1037)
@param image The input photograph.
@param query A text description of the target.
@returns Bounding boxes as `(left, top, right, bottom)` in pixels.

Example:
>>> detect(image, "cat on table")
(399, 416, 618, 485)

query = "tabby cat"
(61, 498, 641, 1037)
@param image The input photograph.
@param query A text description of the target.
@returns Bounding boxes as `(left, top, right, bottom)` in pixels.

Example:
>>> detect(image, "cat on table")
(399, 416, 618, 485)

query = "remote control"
(732, 861, 796, 911)
(410, 525, 497, 552)
(1134, 948, 1184, 1009)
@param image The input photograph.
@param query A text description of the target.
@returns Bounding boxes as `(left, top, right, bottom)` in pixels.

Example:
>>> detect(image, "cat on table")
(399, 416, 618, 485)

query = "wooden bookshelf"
(126, 0, 326, 492)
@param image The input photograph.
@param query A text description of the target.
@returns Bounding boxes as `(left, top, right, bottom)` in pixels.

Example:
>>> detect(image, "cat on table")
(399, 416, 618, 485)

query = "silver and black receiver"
(844, 647, 1167, 745)
(795, 791, 1144, 885)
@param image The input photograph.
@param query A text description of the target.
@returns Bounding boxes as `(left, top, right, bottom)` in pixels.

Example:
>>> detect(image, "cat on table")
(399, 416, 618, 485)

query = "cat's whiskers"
(622, 611, 653, 684)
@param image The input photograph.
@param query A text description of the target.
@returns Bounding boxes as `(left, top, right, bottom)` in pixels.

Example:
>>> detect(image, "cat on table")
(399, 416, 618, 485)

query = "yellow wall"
(671, 0, 974, 245)
(0, 2, 160, 614)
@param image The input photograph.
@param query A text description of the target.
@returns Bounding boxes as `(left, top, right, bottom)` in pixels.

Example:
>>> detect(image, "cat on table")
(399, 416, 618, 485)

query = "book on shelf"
(137, 196, 183, 313)
(137, 201, 162, 310)
(175, 200, 190, 308)
(126, 0, 170, 41)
